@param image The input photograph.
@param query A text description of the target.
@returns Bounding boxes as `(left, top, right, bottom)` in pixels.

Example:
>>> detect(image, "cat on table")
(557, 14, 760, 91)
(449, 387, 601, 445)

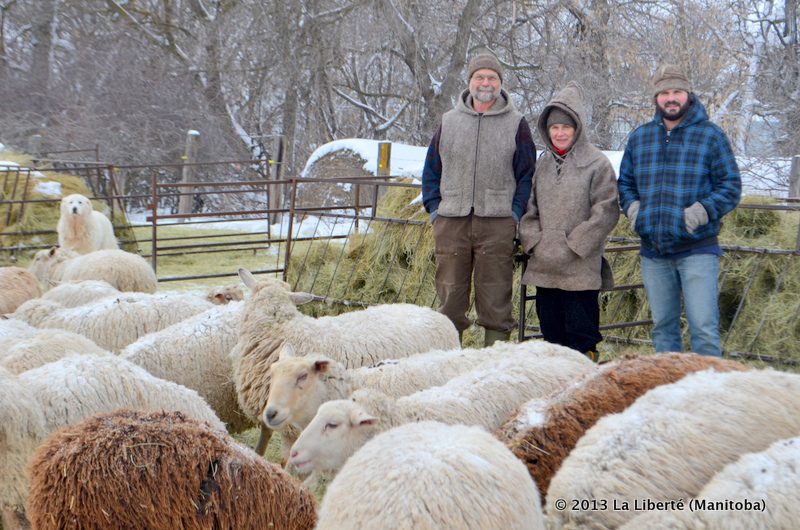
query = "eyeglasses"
(472, 74, 500, 83)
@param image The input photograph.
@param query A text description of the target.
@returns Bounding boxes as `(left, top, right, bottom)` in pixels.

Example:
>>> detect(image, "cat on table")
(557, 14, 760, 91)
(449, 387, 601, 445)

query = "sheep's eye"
(324, 422, 338, 431)
(296, 373, 308, 385)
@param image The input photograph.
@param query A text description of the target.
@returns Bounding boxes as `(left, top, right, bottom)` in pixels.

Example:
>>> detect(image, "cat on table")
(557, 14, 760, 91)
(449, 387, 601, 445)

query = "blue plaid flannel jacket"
(618, 95, 741, 255)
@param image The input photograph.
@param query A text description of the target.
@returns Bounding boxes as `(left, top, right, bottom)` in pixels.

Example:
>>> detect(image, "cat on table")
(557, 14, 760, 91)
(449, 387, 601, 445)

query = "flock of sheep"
(0, 194, 799, 530)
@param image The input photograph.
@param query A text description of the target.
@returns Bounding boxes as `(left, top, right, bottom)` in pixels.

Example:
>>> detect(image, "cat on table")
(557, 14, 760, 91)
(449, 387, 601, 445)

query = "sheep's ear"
(313, 359, 330, 374)
(238, 268, 257, 291)
(289, 292, 315, 305)
(349, 408, 377, 427)
(277, 343, 296, 360)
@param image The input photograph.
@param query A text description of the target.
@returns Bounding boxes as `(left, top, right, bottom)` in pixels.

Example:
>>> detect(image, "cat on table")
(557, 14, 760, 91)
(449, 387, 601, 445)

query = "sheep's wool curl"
(619, 436, 800, 530)
(60, 249, 156, 293)
(0, 366, 47, 511)
(0, 266, 41, 314)
(317, 421, 543, 530)
(497, 353, 747, 501)
(26, 409, 317, 530)
(122, 302, 250, 433)
(41, 280, 120, 307)
(0, 329, 108, 374)
(546, 369, 800, 529)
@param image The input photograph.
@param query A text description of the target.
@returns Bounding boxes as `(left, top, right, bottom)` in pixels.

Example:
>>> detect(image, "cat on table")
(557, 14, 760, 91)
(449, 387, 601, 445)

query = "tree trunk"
(30, 0, 58, 111)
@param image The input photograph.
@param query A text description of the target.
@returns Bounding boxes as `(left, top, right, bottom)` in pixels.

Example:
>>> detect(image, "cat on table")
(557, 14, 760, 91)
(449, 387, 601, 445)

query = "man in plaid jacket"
(617, 64, 741, 357)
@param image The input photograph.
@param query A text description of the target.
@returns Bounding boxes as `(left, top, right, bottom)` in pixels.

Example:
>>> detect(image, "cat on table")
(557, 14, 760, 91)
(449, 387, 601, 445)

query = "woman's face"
(549, 124, 575, 151)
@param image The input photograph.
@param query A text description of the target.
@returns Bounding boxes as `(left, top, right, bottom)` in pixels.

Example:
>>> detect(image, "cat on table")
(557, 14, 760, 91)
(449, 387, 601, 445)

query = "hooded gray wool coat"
(519, 82, 620, 291)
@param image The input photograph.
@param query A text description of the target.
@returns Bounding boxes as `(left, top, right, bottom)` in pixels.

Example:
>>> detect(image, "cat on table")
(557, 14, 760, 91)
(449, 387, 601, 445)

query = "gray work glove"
(684, 201, 709, 234)
(626, 201, 640, 229)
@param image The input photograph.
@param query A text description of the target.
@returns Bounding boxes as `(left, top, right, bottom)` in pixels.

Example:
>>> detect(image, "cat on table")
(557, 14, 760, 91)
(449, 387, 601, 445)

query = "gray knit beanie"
(652, 64, 690, 96)
(467, 53, 503, 82)
(546, 108, 576, 129)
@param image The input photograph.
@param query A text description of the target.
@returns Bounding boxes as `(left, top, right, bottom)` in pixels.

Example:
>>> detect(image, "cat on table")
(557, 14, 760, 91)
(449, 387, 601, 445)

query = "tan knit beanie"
(652, 64, 690, 96)
(467, 53, 503, 82)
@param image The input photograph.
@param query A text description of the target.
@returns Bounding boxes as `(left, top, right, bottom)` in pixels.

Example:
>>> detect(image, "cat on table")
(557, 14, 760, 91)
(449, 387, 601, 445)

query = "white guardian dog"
(57, 194, 119, 254)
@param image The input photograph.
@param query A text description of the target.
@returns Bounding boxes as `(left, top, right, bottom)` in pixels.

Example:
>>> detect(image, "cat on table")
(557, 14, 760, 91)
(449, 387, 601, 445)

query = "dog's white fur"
(57, 194, 118, 254)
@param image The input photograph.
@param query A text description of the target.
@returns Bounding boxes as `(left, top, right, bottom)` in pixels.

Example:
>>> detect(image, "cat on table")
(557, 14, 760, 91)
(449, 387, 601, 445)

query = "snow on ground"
(126, 210, 367, 238)
(33, 181, 63, 197)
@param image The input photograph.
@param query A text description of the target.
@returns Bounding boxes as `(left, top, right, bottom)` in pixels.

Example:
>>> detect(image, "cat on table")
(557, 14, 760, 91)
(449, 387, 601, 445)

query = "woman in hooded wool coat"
(519, 82, 619, 361)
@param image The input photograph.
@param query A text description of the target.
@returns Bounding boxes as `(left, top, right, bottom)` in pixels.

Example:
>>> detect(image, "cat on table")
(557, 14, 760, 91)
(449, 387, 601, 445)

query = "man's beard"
(658, 98, 691, 121)
(470, 86, 500, 104)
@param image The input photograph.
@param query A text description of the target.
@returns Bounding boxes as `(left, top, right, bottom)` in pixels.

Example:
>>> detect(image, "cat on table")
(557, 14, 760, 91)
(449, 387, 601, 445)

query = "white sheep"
(16, 354, 224, 432)
(206, 284, 244, 305)
(0, 329, 108, 374)
(27, 246, 78, 286)
(317, 421, 545, 530)
(28, 247, 157, 293)
(0, 266, 41, 314)
(0, 318, 38, 344)
(12, 291, 213, 352)
(121, 301, 252, 433)
(40, 279, 120, 307)
(232, 268, 460, 452)
(0, 355, 224, 527)
(264, 339, 585, 433)
(620, 436, 800, 530)
(0, 365, 47, 526)
(7, 298, 62, 327)
(289, 352, 594, 483)
(545, 369, 800, 529)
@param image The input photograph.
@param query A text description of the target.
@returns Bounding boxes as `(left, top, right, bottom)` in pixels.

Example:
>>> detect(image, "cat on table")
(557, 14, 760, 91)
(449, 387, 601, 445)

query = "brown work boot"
(584, 350, 599, 363)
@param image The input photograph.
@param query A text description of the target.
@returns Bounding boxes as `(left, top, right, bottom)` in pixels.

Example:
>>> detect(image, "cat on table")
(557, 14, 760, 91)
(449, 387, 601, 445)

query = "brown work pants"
(432, 214, 517, 333)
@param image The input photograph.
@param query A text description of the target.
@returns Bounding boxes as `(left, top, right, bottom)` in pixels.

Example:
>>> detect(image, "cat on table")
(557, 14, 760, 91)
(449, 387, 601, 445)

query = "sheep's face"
(60, 194, 93, 218)
(28, 247, 75, 284)
(289, 399, 378, 475)
(263, 355, 333, 430)
(206, 285, 244, 305)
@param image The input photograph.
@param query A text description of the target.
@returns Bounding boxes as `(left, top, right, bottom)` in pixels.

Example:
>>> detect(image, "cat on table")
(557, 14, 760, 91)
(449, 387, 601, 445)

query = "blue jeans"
(640, 254, 721, 356)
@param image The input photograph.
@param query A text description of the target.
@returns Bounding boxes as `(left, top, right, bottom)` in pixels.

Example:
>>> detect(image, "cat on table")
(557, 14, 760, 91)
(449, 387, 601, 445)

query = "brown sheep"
(0, 267, 41, 314)
(496, 352, 748, 502)
(26, 409, 317, 530)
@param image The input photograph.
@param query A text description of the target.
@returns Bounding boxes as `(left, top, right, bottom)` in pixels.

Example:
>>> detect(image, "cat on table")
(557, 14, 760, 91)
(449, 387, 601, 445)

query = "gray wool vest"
(437, 89, 522, 218)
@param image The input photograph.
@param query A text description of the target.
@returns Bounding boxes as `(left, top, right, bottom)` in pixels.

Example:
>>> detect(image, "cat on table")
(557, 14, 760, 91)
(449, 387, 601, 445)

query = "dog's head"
(61, 194, 92, 217)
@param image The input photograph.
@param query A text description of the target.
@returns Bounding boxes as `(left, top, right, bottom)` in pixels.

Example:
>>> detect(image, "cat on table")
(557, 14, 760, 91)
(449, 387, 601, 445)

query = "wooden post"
(790, 155, 800, 199)
(176, 130, 200, 222)
(28, 134, 42, 161)
(375, 142, 391, 217)
(269, 135, 285, 224)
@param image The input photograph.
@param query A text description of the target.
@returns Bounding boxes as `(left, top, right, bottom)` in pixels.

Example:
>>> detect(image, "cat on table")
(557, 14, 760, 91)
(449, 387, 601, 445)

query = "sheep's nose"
(265, 407, 278, 422)
(290, 450, 298, 459)
(71, 206, 78, 213)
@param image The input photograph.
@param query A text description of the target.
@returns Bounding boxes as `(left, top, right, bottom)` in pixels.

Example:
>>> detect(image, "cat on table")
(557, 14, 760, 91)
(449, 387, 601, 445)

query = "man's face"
(656, 89, 690, 121)
(469, 68, 501, 104)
